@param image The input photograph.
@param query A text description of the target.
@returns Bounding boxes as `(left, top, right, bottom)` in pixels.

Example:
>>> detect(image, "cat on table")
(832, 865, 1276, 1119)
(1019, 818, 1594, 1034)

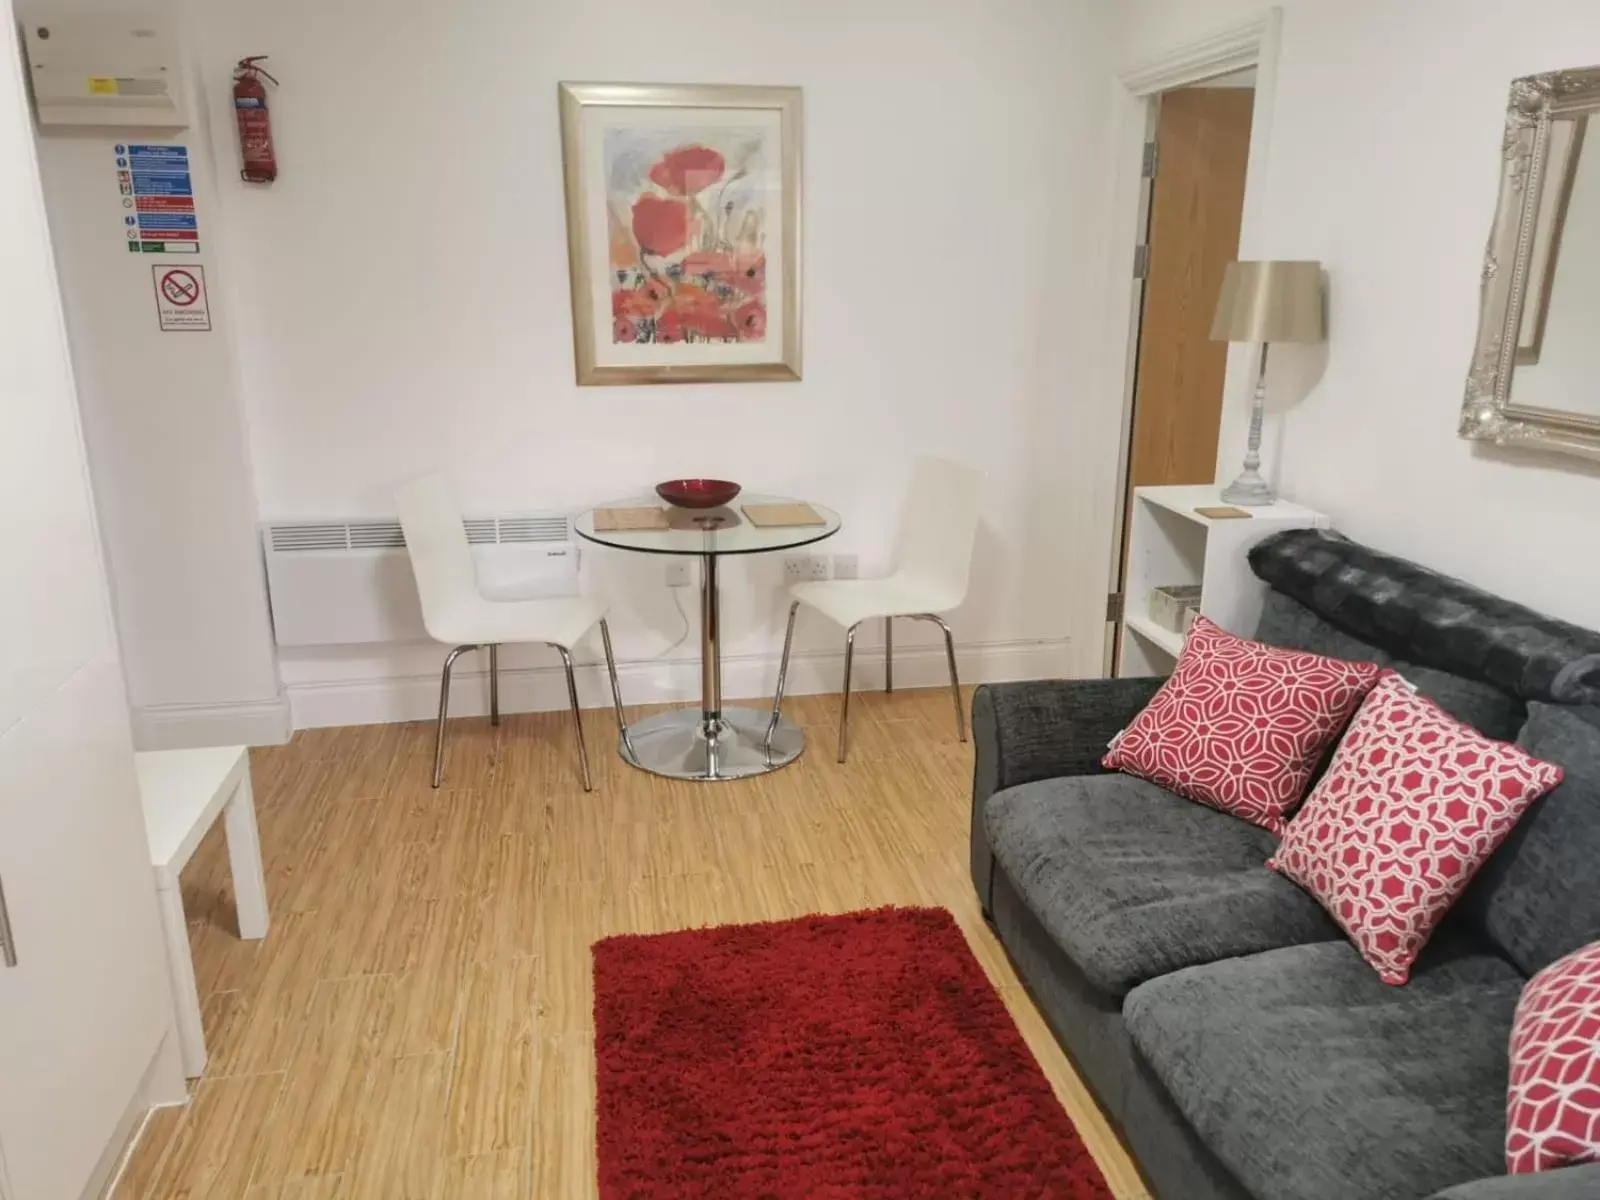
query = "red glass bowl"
(655, 479, 742, 509)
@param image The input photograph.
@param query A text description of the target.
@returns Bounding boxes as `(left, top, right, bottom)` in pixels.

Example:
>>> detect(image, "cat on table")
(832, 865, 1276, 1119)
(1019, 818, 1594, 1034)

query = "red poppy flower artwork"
(671, 285, 738, 340)
(603, 129, 770, 347)
(681, 250, 736, 285)
(562, 82, 801, 382)
(612, 281, 670, 320)
(650, 145, 725, 196)
(734, 299, 767, 341)
(731, 252, 765, 296)
(630, 195, 688, 257)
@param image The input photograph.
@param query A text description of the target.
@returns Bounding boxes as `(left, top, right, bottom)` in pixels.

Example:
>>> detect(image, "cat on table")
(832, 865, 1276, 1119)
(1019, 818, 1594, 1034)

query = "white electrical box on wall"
(22, 17, 188, 129)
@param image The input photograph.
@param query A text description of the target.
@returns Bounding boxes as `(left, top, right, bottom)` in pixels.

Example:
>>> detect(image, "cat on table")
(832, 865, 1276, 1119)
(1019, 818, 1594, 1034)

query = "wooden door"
(0, 8, 179, 1197)
(1127, 87, 1254, 492)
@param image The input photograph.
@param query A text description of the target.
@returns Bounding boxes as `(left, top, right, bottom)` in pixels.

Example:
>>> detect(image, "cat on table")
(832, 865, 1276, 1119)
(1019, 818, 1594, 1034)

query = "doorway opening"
(1107, 66, 1259, 675)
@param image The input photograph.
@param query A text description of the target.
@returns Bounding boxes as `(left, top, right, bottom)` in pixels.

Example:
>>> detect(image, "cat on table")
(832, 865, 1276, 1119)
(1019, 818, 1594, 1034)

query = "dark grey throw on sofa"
(970, 529, 1600, 1200)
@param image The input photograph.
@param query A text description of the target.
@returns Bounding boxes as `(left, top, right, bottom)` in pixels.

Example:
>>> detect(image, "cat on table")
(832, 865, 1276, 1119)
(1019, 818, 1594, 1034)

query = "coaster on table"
(593, 506, 670, 532)
(1195, 506, 1253, 520)
(742, 503, 825, 528)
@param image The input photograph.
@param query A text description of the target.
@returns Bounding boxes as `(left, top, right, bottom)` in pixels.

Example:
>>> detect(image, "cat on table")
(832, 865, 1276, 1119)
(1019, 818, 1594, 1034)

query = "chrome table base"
(620, 708, 805, 781)
(618, 550, 808, 781)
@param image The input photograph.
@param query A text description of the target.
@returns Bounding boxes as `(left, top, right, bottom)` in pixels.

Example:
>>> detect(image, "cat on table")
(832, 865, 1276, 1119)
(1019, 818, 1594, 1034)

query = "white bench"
(135, 745, 269, 1078)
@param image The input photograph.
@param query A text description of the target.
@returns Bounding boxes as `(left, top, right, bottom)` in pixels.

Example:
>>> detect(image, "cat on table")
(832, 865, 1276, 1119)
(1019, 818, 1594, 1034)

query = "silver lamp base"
(1220, 343, 1280, 507)
(1219, 466, 1276, 507)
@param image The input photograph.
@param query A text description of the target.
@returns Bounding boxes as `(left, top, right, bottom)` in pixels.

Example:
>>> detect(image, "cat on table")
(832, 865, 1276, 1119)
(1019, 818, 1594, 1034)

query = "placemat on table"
(594, 506, 670, 532)
(742, 503, 825, 528)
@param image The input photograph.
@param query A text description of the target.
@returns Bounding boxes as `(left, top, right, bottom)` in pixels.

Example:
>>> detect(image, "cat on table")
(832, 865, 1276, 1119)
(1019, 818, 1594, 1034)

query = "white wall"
(42, 0, 1600, 730)
(174, 0, 1122, 723)
(28, 0, 289, 748)
(1512, 123, 1600, 416)
(1120, 0, 1600, 632)
(0, 5, 183, 1194)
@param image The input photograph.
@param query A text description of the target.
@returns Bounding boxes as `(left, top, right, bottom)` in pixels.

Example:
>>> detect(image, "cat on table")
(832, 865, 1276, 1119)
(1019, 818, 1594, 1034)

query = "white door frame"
(1091, 8, 1284, 676)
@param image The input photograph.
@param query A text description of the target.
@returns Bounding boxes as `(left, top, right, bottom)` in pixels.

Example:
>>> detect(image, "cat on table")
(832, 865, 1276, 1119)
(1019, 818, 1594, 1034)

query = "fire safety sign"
(152, 265, 211, 332)
(116, 143, 202, 255)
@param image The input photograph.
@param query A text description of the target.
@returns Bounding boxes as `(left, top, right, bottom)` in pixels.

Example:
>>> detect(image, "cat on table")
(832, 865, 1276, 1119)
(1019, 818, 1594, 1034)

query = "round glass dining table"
(573, 495, 842, 781)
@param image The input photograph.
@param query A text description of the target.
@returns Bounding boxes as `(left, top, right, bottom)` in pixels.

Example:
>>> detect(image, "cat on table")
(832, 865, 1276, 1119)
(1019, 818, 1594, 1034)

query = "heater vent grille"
(265, 514, 572, 552)
(346, 521, 406, 549)
(497, 516, 570, 544)
(268, 523, 348, 552)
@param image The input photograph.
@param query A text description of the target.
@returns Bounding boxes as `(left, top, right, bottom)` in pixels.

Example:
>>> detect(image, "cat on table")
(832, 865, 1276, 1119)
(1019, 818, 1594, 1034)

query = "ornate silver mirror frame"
(1460, 66, 1600, 461)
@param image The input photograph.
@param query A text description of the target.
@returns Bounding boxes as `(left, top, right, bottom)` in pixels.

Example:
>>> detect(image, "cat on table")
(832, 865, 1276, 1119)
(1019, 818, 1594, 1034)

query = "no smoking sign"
(152, 264, 211, 332)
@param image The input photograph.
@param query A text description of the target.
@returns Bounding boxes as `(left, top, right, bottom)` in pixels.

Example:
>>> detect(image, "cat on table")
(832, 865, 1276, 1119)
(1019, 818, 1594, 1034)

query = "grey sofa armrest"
(970, 677, 1164, 914)
(1429, 1165, 1600, 1199)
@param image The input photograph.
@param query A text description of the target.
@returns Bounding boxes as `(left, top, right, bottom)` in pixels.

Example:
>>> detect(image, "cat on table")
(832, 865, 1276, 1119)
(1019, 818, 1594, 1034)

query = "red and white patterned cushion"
(1508, 941, 1600, 1174)
(1102, 616, 1381, 834)
(1269, 673, 1564, 985)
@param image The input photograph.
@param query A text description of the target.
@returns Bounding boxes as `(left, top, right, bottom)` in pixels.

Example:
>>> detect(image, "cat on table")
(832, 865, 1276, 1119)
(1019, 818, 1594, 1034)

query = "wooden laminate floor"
(113, 689, 1150, 1199)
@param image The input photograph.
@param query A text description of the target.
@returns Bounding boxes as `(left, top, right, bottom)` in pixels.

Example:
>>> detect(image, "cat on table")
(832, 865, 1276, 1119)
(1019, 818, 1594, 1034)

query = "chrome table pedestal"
(572, 494, 841, 782)
(620, 552, 806, 781)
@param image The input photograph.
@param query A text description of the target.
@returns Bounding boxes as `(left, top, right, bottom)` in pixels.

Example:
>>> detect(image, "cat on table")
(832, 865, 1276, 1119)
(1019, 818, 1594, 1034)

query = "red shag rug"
(592, 906, 1114, 1199)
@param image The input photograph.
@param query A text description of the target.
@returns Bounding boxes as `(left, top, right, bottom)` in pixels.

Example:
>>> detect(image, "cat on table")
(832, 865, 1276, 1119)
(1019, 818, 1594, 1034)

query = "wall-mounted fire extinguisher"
(233, 56, 279, 184)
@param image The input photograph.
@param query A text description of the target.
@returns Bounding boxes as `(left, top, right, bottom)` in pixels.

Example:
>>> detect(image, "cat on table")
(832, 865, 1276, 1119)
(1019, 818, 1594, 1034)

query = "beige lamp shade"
(1210, 260, 1326, 344)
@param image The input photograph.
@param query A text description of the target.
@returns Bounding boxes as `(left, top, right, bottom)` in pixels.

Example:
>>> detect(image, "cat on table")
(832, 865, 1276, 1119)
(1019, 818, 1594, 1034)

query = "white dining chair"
(395, 475, 630, 791)
(765, 457, 983, 762)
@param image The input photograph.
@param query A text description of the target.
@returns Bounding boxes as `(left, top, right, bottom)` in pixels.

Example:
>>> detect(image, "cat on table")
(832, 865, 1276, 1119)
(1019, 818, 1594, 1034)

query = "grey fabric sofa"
(969, 529, 1600, 1200)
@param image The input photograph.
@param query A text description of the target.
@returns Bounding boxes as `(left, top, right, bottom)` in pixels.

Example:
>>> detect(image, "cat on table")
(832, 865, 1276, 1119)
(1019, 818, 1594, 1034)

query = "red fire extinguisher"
(233, 56, 279, 183)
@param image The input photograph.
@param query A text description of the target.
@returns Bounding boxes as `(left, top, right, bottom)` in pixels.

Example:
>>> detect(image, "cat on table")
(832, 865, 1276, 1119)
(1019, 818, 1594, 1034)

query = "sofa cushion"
(1396, 661, 1529, 742)
(1508, 940, 1600, 1175)
(983, 773, 1339, 998)
(1255, 588, 1392, 664)
(1255, 591, 1527, 739)
(1103, 616, 1381, 834)
(1125, 935, 1523, 1200)
(1269, 674, 1563, 985)
(1458, 703, 1600, 976)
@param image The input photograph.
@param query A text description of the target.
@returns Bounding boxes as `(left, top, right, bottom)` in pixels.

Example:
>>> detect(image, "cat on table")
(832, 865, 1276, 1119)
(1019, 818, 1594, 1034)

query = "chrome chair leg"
(599, 619, 635, 762)
(921, 613, 967, 743)
(838, 622, 860, 763)
(433, 644, 477, 788)
(885, 616, 894, 694)
(556, 645, 593, 792)
(488, 644, 500, 726)
(764, 601, 800, 755)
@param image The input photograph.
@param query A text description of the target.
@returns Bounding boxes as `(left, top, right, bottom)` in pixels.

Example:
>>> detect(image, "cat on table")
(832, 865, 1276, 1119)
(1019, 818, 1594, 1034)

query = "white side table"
(135, 745, 269, 1078)
(1117, 485, 1331, 677)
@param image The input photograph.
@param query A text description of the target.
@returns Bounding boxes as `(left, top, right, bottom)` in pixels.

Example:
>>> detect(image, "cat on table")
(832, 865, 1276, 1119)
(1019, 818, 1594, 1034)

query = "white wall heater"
(261, 514, 578, 647)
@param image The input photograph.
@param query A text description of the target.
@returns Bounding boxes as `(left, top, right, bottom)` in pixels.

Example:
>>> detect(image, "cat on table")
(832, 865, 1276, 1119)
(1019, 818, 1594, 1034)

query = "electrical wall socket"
(831, 553, 859, 580)
(665, 561, 691, 588)
(784, 555, 830, 583)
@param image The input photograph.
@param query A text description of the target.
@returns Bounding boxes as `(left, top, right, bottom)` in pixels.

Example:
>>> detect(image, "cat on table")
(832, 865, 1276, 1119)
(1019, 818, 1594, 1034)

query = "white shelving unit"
(1117, 484, 1330, 677)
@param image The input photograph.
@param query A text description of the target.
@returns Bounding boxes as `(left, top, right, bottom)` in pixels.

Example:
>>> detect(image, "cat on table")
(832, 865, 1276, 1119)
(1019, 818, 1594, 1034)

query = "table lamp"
(1209, 260, 1326, 506)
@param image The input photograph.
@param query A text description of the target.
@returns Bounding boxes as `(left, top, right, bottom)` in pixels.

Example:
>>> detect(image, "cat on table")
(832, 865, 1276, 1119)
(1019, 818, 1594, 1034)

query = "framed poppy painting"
(558, 82, 802, 385)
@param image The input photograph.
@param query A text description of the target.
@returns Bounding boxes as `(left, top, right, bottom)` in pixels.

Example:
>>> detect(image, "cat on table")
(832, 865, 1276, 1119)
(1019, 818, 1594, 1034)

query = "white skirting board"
(285, 638, 1074, 731)
(132, 694, 294, 749)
